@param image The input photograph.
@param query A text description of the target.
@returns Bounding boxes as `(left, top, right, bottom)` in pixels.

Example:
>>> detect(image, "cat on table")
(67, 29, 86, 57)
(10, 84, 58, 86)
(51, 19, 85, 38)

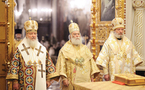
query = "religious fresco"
(101, 0, 115, 21)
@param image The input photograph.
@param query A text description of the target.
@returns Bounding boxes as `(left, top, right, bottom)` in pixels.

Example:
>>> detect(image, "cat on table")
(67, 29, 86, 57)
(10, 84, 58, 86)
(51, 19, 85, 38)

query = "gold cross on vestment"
(27, 77, 32, 82)
(49, 67, 54, 72)
(12, 69, 16, 73)
(19, 72, 22, 76)
(47, 61, 50, 65)
(20, 80, 23, 84)
(35, 46, 44, 56)
(14, 62, 17, 66)
(21, 44, 30, 55)
(27, 69, 31, 74)
(28, 86, 32, 90)
(38, 64, 45, 78)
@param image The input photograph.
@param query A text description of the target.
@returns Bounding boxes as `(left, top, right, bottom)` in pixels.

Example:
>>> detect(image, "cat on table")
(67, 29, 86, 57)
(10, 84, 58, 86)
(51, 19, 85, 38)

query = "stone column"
(52, 0, 57, 38)
(132, 0, 145, 59)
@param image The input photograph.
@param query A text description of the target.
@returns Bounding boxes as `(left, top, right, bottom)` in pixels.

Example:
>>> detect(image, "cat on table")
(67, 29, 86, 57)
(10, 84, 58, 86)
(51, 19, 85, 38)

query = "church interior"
(0, 0, 145, 90)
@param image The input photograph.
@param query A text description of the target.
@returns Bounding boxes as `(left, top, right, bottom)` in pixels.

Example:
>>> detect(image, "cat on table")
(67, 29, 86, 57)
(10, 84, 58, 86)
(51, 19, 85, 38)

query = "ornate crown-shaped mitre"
(112, 17, 124, 30)
(24, 18, 38, 33)
(69, 20, 80, 34)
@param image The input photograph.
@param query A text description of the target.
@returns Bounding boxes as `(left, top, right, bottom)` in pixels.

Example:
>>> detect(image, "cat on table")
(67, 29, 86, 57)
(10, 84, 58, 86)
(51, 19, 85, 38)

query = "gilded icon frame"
(90, 0, 126, 58)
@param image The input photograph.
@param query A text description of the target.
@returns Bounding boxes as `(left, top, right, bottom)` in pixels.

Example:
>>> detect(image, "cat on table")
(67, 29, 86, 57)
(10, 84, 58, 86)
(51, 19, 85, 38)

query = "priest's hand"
(46, 80, 54, 88)
(62, 79, 69, 87)
(91, 78, 95, 82)
(104, 74, 110, 81)
(13, 83, 19, 90)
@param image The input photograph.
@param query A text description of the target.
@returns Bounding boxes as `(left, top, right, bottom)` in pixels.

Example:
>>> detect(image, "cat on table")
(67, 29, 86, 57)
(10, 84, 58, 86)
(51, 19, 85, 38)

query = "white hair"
(26, 37, 38, 48)
(70, 34, 82, 45)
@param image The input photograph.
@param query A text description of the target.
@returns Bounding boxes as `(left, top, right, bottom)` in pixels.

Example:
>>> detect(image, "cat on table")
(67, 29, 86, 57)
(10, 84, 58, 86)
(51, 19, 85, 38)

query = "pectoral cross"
(38, 64, 45, 78)
(35, 46, 44, 56)
(21, 43, 30, 55)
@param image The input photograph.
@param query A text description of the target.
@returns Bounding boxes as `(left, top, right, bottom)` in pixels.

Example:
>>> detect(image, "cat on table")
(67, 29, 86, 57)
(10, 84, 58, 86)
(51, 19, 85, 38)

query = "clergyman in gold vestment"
(96, 18, 143, 81)
(56, 21, 100, 90)
(6, 19, 58, 90)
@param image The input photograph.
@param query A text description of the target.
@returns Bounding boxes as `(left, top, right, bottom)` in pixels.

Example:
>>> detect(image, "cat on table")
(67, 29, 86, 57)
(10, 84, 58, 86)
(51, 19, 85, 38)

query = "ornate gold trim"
(46, 72, 59, 80)
(0, 22, 6, 26)
(90, 0, 97, 59)
(7, 0, 15, 64)
(6, 74, 18, 79)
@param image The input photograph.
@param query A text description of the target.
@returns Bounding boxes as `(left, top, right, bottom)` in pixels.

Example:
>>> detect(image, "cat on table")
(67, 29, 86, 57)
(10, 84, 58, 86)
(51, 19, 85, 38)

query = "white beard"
(114, 31, 124, 39)
(26, 38, 38, 48)
(71, 35, 82, 45)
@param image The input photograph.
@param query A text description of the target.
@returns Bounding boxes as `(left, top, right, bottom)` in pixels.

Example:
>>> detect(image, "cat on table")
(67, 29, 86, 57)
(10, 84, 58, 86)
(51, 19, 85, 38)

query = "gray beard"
(26, 38, 38, 48)
(113, 31, 124, 39)
(71, 36, 82, 45)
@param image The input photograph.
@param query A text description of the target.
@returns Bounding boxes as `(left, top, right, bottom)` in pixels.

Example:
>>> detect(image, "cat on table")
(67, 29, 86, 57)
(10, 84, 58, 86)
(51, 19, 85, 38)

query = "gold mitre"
(69, 20, 80, 34)
(24, 17, 38, 33)
(112, 17, 124, 30)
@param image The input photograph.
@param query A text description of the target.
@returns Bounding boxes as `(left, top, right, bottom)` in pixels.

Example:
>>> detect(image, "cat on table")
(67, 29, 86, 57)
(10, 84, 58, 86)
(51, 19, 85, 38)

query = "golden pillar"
(90, 0, 97, 60)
